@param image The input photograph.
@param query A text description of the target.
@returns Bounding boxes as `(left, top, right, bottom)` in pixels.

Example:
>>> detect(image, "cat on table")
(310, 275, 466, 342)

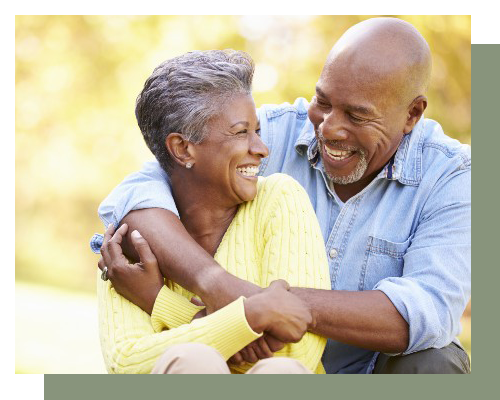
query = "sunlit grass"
(16, 281, 106, 374)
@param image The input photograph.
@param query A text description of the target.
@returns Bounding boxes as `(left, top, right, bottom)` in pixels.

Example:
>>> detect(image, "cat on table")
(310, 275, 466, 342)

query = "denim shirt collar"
(294, 117, 426, 186)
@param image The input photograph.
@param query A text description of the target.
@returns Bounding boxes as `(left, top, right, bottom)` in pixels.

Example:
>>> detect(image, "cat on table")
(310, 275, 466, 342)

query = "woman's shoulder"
(252, 173, 309, 214)
(256, 173, 305, 198)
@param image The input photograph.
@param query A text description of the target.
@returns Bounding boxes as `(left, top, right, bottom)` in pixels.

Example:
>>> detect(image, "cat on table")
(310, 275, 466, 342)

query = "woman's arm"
(98, 275, 261, 374)
(97, 225, 260, 373)
(232, 174, 331, 372)
(97, 224, 314, 373)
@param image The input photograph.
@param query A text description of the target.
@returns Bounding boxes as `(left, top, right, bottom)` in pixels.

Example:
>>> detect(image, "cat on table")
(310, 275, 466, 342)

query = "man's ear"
(165, 133, 195, 168)
(403, 95, 427, 134)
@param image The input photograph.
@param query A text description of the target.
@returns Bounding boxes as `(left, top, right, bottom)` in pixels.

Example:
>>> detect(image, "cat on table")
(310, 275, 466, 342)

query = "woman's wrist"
(243, 295, 268, 333)
(143, 284, 163, 315)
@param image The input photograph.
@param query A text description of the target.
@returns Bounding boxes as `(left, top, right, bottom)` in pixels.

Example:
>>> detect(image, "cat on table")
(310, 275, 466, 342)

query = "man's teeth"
(237, 166, 259, 177)
(324, 146, 354, 161)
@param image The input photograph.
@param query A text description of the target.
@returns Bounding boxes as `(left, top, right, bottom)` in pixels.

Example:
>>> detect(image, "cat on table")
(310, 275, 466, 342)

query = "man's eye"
(349, 114, 365, 123)
(237, 130, 248, 135)
(314, 97, 330, 108)
(255, 128, 261, 136)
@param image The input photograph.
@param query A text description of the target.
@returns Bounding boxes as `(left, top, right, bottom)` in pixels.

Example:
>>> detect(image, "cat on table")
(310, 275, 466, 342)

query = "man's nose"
(319, 112, 349, 141)
(249, 131, 269, 159)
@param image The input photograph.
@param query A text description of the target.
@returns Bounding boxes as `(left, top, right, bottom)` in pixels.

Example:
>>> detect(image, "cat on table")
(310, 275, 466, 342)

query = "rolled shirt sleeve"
(98, 161, 178, 228)
(374, 167, 471, 355)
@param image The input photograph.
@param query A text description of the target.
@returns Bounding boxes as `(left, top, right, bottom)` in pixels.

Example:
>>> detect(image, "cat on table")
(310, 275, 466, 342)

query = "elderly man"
(97, 17, 470, 373)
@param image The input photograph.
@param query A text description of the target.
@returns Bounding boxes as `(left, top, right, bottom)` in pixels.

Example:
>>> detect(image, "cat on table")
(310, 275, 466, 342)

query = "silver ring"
(101, 266, 109, 281)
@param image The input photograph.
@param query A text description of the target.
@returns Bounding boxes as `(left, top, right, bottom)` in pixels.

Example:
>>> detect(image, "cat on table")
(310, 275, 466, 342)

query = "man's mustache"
(315, 130, 364, 154)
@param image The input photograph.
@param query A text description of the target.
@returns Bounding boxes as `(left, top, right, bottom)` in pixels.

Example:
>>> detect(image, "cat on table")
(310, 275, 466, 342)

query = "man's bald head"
(325, 17, 432, 107)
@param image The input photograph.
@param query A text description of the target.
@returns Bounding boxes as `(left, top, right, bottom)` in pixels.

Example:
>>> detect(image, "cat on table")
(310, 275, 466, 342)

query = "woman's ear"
(165, 133, 195, 168)
(403, 95, 427, 134)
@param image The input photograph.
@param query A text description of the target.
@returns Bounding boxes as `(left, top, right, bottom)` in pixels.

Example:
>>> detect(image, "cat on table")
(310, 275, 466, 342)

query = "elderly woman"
(93, 50, 330, 374)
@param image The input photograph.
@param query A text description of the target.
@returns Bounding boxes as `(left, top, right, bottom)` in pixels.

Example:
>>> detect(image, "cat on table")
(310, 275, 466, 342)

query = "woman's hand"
(98, 223, 164, 315)
(228, 334, 285, 366)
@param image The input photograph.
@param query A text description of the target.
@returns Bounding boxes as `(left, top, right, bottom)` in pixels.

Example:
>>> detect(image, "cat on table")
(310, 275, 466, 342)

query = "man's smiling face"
(308, 55, 411, 195)
(307, 18, 431, 199)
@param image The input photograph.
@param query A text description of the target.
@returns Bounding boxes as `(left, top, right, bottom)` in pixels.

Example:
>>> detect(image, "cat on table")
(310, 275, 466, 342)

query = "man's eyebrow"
(316, 86, 377, 116)
(346, 104, 376, 116)
(315, 86, 327, 98)
(230, 121, 249, 128)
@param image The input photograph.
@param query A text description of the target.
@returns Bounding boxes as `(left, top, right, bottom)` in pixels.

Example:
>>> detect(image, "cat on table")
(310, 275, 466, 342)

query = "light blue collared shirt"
(97, 98, 471, 374)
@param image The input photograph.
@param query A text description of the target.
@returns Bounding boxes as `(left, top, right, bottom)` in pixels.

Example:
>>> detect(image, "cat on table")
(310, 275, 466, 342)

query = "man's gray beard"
(324, 150, 368, 185)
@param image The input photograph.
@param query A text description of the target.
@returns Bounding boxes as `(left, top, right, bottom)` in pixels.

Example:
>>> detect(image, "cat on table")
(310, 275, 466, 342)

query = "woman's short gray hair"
(135, 49, 255, 173)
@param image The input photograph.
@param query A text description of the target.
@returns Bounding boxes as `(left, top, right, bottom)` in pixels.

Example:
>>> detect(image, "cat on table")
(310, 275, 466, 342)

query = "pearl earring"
(186, 162, 193, 169)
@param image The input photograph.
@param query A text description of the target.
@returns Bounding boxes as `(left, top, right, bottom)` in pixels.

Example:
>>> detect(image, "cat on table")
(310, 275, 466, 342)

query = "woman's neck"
(171, 174, 238, 257)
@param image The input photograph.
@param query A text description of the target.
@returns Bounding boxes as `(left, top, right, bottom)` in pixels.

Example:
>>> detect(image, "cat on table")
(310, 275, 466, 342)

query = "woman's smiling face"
(189, 93, 269, 206)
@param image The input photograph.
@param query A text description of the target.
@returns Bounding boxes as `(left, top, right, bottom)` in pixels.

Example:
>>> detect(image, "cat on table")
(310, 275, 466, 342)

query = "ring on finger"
(101, 266, 109, 281)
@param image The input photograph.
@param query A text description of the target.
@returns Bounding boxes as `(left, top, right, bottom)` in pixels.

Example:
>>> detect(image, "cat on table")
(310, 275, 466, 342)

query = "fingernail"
(131, 230, 142, 239)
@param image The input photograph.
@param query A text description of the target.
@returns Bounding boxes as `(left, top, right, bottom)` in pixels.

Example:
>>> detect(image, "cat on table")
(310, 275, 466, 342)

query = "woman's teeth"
(237, 166, 259, 177)
(324, 145, 354, 161)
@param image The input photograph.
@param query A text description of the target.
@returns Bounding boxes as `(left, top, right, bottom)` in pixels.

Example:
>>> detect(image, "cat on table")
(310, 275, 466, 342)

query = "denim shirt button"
(329, 248, 338, 258)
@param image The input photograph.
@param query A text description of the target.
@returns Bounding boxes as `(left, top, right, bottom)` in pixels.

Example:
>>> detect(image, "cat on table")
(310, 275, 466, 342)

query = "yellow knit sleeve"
(257, 174, 331, 373)
(97, 272, 262, 374)
(150, 286, 205, 332)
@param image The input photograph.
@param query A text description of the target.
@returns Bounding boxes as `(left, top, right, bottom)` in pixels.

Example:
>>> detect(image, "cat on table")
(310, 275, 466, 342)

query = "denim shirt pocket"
(359, 235, 412, 290)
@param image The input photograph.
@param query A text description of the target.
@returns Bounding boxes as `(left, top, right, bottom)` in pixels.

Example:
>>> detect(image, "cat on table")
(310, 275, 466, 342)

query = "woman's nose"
(249, 132, 269, 158)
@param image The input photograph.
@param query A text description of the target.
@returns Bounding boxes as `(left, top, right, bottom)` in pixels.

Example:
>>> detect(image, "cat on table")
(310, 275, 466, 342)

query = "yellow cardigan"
(98, 173, 330, 374)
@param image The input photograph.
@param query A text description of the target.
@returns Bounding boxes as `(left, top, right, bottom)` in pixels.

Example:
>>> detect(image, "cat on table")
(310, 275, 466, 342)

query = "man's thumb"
(131, 230, 157, 267)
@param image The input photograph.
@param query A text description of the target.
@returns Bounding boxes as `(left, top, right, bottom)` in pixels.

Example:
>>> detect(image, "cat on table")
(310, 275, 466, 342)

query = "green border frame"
(45, 41, 495, 400)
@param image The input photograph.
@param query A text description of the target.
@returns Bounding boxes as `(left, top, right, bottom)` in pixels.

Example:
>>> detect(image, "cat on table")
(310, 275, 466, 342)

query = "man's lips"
(322, 144, 358, 166)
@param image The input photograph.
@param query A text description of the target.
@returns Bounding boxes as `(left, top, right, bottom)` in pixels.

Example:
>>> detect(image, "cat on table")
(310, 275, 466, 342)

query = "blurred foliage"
(15, 15, 471, 292)
(15, 16, 470, 372)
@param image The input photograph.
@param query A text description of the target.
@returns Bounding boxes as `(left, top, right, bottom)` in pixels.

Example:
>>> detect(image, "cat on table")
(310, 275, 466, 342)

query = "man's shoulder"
(420, 119, 471, 169)
(398, 118, 470, 186)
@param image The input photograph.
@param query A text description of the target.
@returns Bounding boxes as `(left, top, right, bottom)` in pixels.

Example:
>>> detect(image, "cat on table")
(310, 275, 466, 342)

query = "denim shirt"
(97, 98, 471, 374)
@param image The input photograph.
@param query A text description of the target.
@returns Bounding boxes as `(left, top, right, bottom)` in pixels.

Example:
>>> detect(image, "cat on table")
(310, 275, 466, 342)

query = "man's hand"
(244, 280, 313, 343)
(98, 223, 164, 315)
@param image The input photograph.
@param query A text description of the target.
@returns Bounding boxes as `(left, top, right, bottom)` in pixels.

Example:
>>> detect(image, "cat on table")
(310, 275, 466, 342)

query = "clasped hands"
(98, 223, 313, 366)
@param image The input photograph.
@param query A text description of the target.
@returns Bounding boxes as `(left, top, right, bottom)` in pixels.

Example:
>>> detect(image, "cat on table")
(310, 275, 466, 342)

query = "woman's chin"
(233, 185, 258, 203)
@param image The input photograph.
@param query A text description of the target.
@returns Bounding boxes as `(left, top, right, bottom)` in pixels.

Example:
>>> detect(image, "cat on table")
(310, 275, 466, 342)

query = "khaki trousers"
(151, 343, 313, 374)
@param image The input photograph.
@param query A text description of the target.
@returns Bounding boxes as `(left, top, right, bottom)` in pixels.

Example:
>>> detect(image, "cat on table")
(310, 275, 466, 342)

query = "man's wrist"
(289, 287, 317, 331)
(194, 266, 232, 302)
(195, 266, 263, 311)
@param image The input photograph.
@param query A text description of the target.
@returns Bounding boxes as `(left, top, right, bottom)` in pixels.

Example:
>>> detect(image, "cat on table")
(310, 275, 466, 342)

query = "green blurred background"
(15, 15, 471, 373)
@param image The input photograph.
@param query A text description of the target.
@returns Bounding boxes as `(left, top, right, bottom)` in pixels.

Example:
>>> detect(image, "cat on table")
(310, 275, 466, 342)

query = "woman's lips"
(236, 165, 259, 179)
